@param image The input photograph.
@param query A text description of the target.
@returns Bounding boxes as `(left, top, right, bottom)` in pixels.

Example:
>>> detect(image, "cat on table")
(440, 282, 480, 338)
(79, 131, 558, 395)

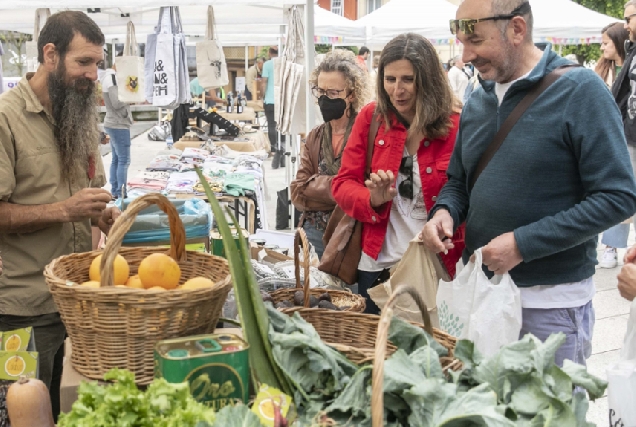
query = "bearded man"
(0, 11, 118, 421)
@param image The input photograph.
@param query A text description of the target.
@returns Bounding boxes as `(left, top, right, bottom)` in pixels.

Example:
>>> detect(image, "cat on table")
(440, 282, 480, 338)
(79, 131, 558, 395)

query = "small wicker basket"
(269, 228, 366, 313)
(284, 285, 457, 366)
(44, 193, 232, 385)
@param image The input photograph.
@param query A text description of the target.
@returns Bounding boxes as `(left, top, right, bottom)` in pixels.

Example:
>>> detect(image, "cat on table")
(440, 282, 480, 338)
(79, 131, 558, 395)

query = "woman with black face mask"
(290, 50, 370, 259)
(332, 33, 465, 314)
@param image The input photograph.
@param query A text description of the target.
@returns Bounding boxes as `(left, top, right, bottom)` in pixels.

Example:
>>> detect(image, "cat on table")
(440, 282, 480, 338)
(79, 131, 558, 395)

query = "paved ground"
(101, 128, 628, 426)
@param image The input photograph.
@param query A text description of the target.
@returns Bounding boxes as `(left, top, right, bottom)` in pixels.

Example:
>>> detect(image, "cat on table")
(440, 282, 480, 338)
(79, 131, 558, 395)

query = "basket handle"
(100, 193, 187, 287)
(371, 285, 433, 427)
(293, 227, 311, 307)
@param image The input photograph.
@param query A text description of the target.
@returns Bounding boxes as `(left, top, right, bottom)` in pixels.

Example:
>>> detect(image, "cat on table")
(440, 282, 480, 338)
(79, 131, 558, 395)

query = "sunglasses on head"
(398, 156, 414, 199)
(449, 2, 531, 35)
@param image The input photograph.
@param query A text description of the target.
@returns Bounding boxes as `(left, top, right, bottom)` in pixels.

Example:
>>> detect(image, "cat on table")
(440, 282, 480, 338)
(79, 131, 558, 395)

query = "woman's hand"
(365, 170, 397, 207)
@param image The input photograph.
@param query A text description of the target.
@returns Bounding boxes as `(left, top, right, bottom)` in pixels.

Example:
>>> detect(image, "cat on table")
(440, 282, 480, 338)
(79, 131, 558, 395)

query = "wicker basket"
(371, 285, 462, 426)
(269, 228, 366, 313)
(44, 193, 232, 385)
(284, 285, 456, 366)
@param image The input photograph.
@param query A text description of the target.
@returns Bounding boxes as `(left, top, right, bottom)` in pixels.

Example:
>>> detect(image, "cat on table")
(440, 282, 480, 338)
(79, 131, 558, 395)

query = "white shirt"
(495, 71, 595, 309)
(448, 66, 469, 101)
(359, 147, 427, 271)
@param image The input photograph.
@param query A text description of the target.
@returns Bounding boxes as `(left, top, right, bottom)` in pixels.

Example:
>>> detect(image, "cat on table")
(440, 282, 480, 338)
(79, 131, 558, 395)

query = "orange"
(125, 275, 144, 289)
(80, 280, 101, 288)
(89, 254, 130, 286)
(138, 253, 181, 290)
(181, 277, 215, 290)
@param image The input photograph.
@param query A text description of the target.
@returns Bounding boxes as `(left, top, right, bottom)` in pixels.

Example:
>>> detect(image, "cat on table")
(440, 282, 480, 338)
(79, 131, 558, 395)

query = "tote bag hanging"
(25, 8, 50, 73)
(173, 7, 191, 106)
(149, 7, 177, 108)
(607, 299, 636, 426)
(196, 6, 229, 89)
(115, 22, 146, 104)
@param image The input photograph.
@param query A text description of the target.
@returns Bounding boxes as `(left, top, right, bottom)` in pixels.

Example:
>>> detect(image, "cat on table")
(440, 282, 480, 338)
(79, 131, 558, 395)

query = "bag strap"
(469, 65, 578, 191)
(123, 21, 137, 57)
(366, 112, 381, 178)
(206, 6, 216, 41)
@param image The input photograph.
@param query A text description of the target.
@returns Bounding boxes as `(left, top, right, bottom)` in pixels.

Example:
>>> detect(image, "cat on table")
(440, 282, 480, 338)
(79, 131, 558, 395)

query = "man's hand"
(420, 209, 455, 253)
(95, 206, 121, 236)
(618, 263, 636, 301)
(63, 188, 113, 222)
(481, 232, 523, 274)
(625, 243, 636, 264)
(365, 170, 397, 208)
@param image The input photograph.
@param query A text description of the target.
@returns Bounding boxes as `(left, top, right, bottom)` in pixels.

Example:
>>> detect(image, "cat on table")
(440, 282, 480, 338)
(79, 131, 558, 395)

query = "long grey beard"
(50, 75, 100, 183)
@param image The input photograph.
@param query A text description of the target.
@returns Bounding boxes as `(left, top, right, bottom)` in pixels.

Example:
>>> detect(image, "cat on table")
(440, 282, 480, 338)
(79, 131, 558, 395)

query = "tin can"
(154, 334, 250, 410)
(210, 228, 249, 258)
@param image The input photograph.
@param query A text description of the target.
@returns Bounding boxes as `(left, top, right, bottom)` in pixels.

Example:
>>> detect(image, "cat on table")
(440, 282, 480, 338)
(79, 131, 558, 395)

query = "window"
(331, 0, 343, 16)
(367, 0, 382, 13)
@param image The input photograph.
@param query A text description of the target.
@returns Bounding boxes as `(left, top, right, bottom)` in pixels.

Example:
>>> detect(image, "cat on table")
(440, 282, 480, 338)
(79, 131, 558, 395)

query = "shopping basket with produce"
(285, 284, 457, 366)
(44, 193, 232, 385)
(268, 228, 366, 313)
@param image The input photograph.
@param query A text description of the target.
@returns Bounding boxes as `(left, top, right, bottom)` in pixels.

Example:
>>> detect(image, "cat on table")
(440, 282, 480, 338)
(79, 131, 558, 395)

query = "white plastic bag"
(607, 299, 636, 426)
(196, 6, 229, 89)
(115, 22, 146, 104)
(437, 248, 522, 357)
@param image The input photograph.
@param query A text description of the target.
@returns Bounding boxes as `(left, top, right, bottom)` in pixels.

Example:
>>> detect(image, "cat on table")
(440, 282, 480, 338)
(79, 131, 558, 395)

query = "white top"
(448, 66, 469, 101)
(359, 147, 427, 271)
(495, 70, 595, 310)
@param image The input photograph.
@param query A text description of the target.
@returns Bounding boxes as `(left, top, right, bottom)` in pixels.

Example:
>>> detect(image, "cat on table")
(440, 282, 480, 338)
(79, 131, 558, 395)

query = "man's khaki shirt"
(0, 76, 106, 316)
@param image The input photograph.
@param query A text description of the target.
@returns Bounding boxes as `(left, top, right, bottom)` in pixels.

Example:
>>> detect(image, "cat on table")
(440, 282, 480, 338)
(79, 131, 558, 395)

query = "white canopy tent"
(358, 0, 619, 48)
(0, 2, 364, 46)
(530, 0, 619, 44)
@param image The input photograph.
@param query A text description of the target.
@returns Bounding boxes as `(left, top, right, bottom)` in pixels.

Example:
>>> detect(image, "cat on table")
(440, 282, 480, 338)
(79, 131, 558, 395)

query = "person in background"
(423, 0, 636, 367)
(596, 22, 630, 268)
(189, 77, 226, 108)
(462, 70, 481, 105)
(101, 52, 133, 201)
(369, 55, 380, 99)
(245, 57, 263, 101)
(333, 33, 465, 314)
(447, 54, 470, 101)
(261, 46, 286, 169)
(0, 11, 120, 421)
(356, 46, 370, 73)
(291, 50, 370, 259)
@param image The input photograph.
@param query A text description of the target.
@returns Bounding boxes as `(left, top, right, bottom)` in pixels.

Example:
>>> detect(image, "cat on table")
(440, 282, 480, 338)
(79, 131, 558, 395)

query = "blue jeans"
(520, 301, 595, 367)
(356, 269, 390, 315)
(302, 221, 325, 260)
(601, 223, 630, 248)
(105, 127, 131, 198)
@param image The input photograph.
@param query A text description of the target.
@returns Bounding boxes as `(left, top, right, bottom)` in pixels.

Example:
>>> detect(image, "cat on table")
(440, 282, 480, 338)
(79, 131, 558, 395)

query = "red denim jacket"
(332, 102, 465, 277)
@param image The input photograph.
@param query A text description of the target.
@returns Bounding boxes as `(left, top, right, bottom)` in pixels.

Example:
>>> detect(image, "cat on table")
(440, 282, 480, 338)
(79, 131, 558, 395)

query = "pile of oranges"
(81, 253, 215, 291)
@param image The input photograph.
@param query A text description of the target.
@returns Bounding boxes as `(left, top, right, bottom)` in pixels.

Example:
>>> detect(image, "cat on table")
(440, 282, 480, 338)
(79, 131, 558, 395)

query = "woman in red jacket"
(332, 33, 465, 314)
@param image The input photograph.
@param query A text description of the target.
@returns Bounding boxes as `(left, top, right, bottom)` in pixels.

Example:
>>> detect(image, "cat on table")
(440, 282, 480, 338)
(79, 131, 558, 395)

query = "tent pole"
(305, 0, 316, 134)
(245, 44, 249, 73)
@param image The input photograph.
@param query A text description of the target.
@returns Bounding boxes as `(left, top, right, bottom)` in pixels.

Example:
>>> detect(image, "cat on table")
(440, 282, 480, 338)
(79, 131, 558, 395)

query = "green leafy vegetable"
(212, 404, 263, 427)
(58, 369, 216, 427)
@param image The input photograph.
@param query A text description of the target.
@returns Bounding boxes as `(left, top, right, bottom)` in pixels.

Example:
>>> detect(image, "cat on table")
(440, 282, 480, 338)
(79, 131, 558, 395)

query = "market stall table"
(174, 130, 270, 153)
(172, 193, 256, 234)
(217, 107, 256, 123)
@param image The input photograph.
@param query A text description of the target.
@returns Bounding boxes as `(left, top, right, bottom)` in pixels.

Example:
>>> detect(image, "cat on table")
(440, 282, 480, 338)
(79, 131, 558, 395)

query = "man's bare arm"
(0, 201, 68, 234)
(260, 77, 268, 99)
(0, 188, 113, 234)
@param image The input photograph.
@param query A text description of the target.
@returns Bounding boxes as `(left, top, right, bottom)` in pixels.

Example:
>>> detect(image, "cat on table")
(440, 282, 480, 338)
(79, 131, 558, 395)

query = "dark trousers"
(356, 269, 390, 315)
(264, 103, 285, 152)
(0, 313, 66, 422)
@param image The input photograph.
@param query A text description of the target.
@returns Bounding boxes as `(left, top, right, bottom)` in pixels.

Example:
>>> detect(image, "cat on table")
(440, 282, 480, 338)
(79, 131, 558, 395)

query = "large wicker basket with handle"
(284, 284, 457, 366)
(269, 228, 366, 313)
(44, 193, 232, 385)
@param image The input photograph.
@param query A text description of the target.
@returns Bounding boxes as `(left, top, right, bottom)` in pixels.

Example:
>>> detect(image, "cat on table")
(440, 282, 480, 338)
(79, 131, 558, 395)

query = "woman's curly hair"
(309, 49, 371, 113)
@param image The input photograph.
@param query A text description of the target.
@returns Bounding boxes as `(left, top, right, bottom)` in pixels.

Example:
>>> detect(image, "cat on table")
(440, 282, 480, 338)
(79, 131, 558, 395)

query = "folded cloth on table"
(223, 173, 256, 196)
(127, 177, 168, 191)
(181, 147, 210, 161)
(147, 154, 183, 172)
(166, 171, 199, 194)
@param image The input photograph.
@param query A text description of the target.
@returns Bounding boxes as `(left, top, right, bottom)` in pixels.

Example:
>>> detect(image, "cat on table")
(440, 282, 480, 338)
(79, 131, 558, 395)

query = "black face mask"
(318, 95, 347, 122)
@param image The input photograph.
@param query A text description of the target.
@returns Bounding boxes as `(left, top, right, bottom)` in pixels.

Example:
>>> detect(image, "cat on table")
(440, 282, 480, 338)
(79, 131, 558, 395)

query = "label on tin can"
(187, 363, 245, 410)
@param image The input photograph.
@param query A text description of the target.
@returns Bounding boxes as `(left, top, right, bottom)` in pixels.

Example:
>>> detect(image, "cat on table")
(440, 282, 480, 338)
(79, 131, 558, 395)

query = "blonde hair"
(309, 49, 371, 113)
(376, 33, 454, 139)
